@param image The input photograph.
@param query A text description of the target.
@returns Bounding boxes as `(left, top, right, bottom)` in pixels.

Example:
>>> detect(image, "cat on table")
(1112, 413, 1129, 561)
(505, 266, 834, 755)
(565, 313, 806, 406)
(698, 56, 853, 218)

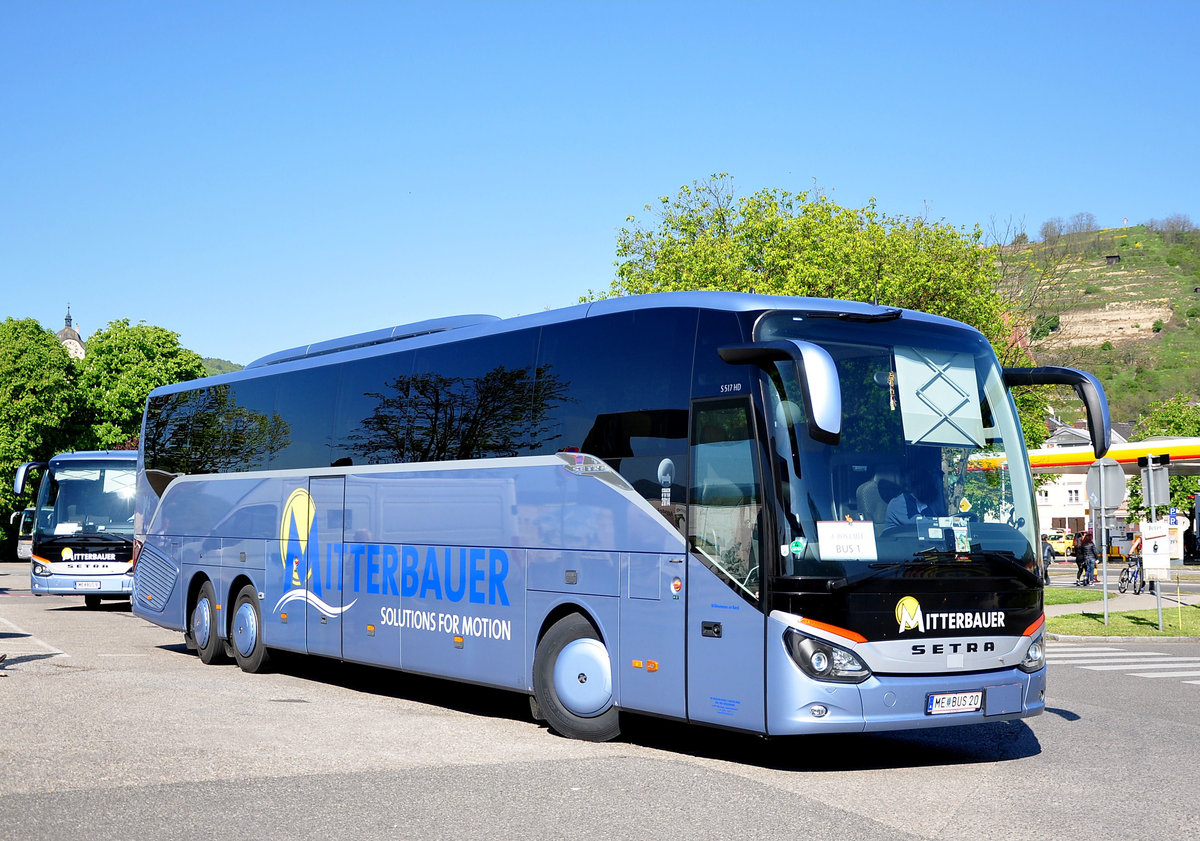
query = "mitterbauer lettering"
(310, 543, 511, 605)
(894, 595, 1005, 635)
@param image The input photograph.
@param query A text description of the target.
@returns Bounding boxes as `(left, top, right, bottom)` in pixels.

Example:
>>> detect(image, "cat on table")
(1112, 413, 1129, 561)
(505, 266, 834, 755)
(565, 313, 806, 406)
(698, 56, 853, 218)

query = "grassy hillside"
(202, 357, 242, 377)
(1009, 224, 1200, 423)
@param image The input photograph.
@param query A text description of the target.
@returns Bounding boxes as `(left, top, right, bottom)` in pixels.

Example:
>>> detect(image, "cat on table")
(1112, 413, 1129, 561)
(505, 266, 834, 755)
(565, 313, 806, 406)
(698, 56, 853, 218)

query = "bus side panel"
(132, 536, 186, 631)
(686, 557, 765, 732)
(339, 544, 403, 670)
(618, 553, 686, 719)
(399, 547, 527, 690)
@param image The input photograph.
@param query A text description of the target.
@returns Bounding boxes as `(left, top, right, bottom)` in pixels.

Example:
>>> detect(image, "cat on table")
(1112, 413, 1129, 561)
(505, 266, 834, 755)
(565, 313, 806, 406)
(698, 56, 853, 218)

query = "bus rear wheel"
(532, 613, 619, 742)
(191, 581, 225, 665)
(230, 584, 271, 674)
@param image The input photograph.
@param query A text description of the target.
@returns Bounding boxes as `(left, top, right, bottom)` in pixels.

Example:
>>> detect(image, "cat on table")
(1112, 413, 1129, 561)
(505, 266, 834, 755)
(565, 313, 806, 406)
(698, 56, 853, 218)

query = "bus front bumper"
(31, 573, 134, 598)
(767, 662, 1046, 735)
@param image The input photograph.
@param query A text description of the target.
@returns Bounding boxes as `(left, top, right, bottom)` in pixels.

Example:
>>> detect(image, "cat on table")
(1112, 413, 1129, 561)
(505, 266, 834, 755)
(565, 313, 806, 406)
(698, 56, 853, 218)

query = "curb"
(1047, 633, 1199, 643)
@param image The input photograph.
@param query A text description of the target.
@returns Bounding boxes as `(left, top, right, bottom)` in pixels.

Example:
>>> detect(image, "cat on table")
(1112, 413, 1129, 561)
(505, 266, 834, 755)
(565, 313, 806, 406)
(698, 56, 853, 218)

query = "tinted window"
(407, 330, 541, 461)
(272, 366, 339, 469)
(531, 309, 695, 460)
(222, 378, 283, 472)
(143, 393, 187, 474)
(331, 329, 544, 466)
(692, 309, 747, 398)
(331, 352, 414, 466)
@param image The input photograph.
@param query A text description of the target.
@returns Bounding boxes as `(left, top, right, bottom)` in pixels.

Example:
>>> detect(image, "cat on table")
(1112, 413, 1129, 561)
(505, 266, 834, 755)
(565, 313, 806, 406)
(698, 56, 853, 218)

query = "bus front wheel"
(230, 584, 272, 674)
(191, 581, 225, 665)
(532, 613, 620, 742)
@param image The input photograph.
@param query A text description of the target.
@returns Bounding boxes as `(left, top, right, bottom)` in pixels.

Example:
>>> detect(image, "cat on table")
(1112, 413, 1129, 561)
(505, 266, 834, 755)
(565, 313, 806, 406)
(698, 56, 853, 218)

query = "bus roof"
(48, 450, 138, 468)
(156, 291, 977, 398)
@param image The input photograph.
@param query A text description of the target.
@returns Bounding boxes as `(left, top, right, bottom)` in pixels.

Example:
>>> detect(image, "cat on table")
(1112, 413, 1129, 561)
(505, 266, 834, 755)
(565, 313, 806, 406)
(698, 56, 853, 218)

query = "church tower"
(57, 306, 86, 359)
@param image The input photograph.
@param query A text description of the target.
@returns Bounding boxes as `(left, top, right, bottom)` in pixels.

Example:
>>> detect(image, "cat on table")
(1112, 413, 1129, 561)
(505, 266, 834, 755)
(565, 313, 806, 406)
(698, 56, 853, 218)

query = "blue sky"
(3, 0, 1197, 365)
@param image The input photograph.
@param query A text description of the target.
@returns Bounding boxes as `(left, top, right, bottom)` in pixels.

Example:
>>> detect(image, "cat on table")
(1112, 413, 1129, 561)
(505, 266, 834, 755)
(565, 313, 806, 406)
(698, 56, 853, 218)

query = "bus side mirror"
(12, 462, 45, 496)
(1002, 366, 1111, 459)
(719, 340, 842, 444)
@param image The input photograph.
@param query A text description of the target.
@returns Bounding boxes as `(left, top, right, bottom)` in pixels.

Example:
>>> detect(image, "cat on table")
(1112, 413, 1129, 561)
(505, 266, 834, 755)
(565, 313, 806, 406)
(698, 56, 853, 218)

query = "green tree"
(600, 174, 1049, 448)
(0, 318, 83, 542)
(1126, 394, 1200, 521)
(76, 320, 207, 449)
(606, 175, 1006, 345)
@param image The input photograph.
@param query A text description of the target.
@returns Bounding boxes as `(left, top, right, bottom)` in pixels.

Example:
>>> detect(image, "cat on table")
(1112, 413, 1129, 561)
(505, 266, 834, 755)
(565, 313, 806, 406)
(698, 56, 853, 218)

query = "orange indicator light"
(671, 577, 682, 593)
(632, 660, 644, 669)
(646, 661, 659, 672)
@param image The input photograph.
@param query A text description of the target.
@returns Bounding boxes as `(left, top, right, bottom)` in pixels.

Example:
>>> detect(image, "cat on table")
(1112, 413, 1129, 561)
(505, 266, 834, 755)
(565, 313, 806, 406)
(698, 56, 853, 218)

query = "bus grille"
(133, 544, 178, 613)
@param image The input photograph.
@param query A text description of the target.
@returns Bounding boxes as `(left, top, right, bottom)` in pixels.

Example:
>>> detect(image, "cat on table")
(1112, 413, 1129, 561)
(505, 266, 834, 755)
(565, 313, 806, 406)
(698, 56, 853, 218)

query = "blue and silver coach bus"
(131, 291, 1109, 740)
(14, 450, 138, 607)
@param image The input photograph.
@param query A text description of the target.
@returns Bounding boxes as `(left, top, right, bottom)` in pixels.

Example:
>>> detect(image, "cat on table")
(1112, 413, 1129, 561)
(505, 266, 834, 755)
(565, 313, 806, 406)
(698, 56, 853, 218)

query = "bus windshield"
(35, 461, 136, 544)
(758, 312, 1037, 580)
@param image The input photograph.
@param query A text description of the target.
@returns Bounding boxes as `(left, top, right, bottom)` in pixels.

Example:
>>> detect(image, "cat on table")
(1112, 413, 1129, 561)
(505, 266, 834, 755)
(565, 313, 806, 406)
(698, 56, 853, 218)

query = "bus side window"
(688, 399, 762, 603)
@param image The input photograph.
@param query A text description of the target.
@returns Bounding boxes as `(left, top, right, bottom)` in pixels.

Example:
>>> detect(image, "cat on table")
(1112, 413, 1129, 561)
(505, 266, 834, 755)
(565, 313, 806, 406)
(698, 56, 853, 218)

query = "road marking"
(0, 617, 67, 659)
(1051, 652, 1171, 657)
(1080, 659, 1200, 671)
(1128, 670, 1200, 678)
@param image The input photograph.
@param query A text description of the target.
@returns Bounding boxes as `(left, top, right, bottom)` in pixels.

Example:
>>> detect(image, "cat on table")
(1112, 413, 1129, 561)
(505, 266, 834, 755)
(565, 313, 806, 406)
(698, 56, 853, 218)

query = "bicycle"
(1118, 554, 1145, 595)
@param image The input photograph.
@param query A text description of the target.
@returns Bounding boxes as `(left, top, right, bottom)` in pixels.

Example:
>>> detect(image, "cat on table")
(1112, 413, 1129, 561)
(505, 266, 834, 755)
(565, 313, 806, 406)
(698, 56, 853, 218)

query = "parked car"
(1046, 529, 1074, 557)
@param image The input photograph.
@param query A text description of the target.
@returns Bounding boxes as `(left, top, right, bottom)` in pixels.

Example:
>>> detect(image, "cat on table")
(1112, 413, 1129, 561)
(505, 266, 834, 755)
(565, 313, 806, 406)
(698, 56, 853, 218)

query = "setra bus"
(131, 291, 1109, 740)
(14, 450, 138, 607)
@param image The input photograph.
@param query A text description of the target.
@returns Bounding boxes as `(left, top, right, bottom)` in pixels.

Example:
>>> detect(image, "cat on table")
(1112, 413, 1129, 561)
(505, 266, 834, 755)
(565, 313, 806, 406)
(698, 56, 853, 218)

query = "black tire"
(532, 613, 620, 742)
(230, 584, 271, 674)
(190, 580, 226, 665)
(84, 594, 101, 609)
(1118, 569, 1129, 594)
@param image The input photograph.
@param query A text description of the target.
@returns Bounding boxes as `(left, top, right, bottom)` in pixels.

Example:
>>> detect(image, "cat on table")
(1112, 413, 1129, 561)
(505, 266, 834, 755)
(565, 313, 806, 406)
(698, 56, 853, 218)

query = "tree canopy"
(605, 174, 1010, 347)
(0, 318, 83, 522)
(76, 319, 206, 450)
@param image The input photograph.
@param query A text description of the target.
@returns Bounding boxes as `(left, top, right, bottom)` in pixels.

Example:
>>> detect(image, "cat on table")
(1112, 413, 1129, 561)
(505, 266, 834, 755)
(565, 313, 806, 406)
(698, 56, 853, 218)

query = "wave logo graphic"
(276, 487, 358, 619)
(273, 587, 357, 618)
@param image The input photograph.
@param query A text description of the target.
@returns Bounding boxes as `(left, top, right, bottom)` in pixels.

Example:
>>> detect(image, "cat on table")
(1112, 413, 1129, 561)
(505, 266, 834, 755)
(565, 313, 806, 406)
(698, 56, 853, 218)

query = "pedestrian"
(1040, 534, 1053, 585)
(1078, 533, 1100, 586)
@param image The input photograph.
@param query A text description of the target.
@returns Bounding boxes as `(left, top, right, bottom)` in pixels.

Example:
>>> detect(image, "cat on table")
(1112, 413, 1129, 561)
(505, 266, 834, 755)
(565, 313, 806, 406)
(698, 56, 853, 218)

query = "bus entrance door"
(306, 476, 345, 659)
(685, 398, 766, 732)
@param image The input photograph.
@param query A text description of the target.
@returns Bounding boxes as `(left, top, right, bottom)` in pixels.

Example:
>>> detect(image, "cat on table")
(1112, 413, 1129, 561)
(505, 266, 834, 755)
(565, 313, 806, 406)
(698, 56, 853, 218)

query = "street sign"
(1139, 454, 1171, 514)
(1142, 521, 1171, 579)
(1086, 457, 1126, 511)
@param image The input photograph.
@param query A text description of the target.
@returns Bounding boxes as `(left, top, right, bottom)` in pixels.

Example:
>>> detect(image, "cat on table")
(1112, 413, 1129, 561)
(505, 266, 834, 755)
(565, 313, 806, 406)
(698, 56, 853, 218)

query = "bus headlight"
(784, 628, 871, 684)
(1019, 634, 1046, 673)
(32, 561, 52, 577)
